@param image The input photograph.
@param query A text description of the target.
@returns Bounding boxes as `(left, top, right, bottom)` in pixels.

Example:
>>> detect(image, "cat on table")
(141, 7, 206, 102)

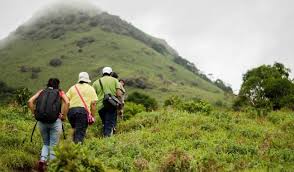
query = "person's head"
(119, 79, 125, 86)
(78, 72, 91, 83)
(47, 78, 60, 89)
(111, 72, 119, 79)
(102, 67, 112, 76)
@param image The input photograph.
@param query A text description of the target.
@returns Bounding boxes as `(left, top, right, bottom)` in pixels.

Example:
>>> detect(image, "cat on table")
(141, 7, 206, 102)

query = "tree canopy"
(237, 62, 294, 110)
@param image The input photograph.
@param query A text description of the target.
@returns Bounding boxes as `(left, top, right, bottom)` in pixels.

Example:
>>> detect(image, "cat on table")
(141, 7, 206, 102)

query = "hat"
(102, 67, 112, 74)
(78, 72, 91, 83)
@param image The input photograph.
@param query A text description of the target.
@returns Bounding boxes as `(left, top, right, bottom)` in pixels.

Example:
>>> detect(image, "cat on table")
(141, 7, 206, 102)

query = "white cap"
(102, 67, 112, 74)
(78, 72, 91, 83)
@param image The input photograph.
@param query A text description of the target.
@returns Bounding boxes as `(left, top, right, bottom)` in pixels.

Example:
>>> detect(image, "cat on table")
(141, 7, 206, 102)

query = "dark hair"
(79, 81, 87, 84)
(103, 73, 111, 76)
(47, 78, 60, 89)
(111, 72, 119, 79)
(119, 79, 125, 83)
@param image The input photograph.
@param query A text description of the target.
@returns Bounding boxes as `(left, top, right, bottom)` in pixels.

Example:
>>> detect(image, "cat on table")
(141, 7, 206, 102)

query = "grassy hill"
(0, 2, 233, 105)
(0, 105, 293, 171)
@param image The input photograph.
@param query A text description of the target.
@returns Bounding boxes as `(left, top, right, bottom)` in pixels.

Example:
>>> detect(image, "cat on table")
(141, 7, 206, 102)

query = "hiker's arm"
(60, 93, 70, 119)
(90, 101, 97, 117)
(116, 88, 123, 103)
(27, 90, 42, 115)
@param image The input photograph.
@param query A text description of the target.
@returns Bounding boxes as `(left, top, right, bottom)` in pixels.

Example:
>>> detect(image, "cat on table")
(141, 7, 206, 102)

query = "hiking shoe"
(38, 160, 46, 172)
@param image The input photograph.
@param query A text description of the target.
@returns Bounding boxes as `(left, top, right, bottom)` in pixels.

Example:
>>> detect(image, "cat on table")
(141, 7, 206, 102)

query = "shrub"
(134, 158, 149, 171)
(14, 87, 32, 112)
(76, 37, 95, 48)
(123, 102, 146, 120)
(164, 96, 212, 114)
(49, 142, 105, 172)
(31, 67, 41, 73)
(49, 58, 62, 67)
(124, 77, 153, 89)
(31, 72, 38, 79)
(19, 65, 30, 73)
(181, 100, 212, 114)
(160, 149, 193, 172)
(127, 92, 158, 111)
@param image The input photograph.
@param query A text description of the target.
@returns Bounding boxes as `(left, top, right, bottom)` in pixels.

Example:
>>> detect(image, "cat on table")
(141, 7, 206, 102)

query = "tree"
(238, 62, 294, 110)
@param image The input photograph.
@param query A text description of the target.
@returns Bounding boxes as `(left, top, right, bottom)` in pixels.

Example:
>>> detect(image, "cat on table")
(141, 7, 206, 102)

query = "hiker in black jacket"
(28, 78, 69, 172)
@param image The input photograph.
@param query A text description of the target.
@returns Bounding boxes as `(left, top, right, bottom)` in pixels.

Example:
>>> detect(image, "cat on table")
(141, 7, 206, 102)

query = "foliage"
(123, 102, 146, 120)
(214, 79, 233, 93)
(173, 56, 199, 75)
(164, 96, 212, 114)
(1, 104, 294, 171)
(49, 58, 63, 67)
(76, 36, 95, 48)
(159, 149, 193, 172)
(238, 62, 294, 110)
(15, 87, 32, 112)
(127, 92, 158, 111)
(49, 142, 105, 172)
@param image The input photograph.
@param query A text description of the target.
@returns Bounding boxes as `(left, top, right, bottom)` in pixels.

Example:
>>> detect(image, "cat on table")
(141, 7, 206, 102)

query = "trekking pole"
(62, 123, 66, 140)
(30, 121, 38, 142)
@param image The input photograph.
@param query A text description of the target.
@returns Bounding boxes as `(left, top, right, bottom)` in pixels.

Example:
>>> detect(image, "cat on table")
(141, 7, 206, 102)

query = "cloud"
(1, 0, 294, 92)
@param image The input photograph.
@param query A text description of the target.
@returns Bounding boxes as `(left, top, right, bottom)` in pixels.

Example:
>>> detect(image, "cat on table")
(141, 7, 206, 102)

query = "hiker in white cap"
(66, 72, 98, 143)
(93, 67, 123, 137)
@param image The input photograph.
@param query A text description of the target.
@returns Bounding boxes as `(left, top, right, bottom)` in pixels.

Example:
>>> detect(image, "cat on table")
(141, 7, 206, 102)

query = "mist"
(1, 0, 294, 93)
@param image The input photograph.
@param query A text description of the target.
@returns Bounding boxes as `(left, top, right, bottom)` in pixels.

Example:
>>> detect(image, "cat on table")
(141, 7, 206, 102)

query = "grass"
(0, 104, 293, 171)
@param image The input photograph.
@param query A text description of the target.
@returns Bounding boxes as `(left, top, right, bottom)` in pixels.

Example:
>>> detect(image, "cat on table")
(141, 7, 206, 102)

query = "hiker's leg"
(103, 108, 116, 137)
(49, 119, 62, 160)
(68, 108, 76, 142)
(38, 122, 49, 161)
(74, 110, 88, 143)
(98, 108, 105, 126)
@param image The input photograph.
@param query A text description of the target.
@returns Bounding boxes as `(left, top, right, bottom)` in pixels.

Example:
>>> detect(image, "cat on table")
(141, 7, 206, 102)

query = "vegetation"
(0, 104, 293, 171)
(127, 92, 158, 111)
(236, 62, 294, 110)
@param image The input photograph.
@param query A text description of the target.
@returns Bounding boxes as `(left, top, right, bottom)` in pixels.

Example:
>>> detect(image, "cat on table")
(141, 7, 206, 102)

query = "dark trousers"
(68, 107, 88, 143)
(98, 107, 117, 137)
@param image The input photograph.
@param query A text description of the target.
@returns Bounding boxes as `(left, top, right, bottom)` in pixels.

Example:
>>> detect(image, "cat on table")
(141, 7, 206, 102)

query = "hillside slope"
(0, 106, 293, 171)
(0, 2, 232, 104)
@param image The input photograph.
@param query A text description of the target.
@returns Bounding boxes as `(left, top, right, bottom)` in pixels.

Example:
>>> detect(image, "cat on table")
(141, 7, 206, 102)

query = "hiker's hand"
(59, 113, 66, 121)
(118, 110, 124, 119)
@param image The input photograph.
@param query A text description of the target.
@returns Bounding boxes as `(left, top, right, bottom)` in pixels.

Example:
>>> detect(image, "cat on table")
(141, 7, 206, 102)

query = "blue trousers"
(38, 119, 62, 161)
(99, 107, 117, 137)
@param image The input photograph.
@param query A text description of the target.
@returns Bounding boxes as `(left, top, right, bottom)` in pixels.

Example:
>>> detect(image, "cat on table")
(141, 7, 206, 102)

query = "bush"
(164, 96, 212, 114)
(15, 88, 32, 112)
(123, 102, 146, 120)
(160, 149, 193, 172)
(19, 65, 30, 73)
(31, 72, 38, 79)
(49, 58, 62, 67)
(181, 100, 212, 114)
(49, 142, 105, 172)
(31, 67, 41, 73)
(76, 37, 95, 48)
(127, 92, 158, 111)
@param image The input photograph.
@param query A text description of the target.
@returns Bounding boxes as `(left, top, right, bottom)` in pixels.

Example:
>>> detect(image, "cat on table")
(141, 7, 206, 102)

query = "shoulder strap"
(98, 79, 105, 94)
(74, 85, 90, 114)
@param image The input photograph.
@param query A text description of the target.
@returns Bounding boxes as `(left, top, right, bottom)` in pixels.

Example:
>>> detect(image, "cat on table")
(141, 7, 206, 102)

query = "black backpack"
(35, 88, 61, 123)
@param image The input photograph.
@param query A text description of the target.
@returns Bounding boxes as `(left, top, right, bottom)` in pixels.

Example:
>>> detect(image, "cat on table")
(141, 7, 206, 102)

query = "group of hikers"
(27, 67, 126, 171)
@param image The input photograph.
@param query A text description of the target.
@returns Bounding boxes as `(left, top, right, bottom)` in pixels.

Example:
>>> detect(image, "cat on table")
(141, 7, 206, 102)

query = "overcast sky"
(1, 0, 294, 92)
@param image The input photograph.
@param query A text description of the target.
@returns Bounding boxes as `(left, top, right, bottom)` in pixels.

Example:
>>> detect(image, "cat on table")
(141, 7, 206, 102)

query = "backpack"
(35, 88, 61, 123)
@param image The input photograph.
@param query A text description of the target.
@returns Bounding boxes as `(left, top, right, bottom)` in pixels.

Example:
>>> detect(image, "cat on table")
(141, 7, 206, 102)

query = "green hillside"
(0, 3, 232, 105)
(1, 106, 293, 171)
